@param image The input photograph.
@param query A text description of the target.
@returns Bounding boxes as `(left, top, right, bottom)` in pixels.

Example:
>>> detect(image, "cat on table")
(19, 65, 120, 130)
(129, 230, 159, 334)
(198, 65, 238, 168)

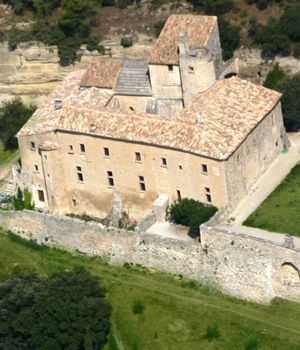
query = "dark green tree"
(280, 74, 300, 132)
(0, 268, 111, 349)
(0, 98, 36, 150)
(218, 17, 240, 60)
(263, 63, 287, 91)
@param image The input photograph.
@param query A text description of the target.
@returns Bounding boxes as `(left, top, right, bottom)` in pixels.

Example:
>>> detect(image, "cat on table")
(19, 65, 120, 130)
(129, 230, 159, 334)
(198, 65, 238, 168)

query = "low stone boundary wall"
(0, 210, 299, 304)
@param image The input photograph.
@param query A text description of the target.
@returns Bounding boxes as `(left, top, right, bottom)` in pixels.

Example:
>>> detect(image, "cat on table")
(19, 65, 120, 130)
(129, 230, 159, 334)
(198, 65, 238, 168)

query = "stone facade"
(1, 210, 299, 303)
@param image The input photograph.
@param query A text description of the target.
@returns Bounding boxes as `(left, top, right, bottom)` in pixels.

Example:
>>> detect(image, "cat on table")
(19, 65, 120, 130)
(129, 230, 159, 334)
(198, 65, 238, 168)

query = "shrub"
(245, 337, 259, 350)
(117, 0, 134, 8)
(153, 20, 166, 38)
(167, 198, 218, 238)
(121, 36, 133, 48)
(203, 324, 220, 341)
(86, 35, 105, 53)
(188, 0, 235, 15)
(132, 299, 145, 314)
(13, 188, 34, 210)
(293, 43, 300, 59)
(263, 63, 287, 91)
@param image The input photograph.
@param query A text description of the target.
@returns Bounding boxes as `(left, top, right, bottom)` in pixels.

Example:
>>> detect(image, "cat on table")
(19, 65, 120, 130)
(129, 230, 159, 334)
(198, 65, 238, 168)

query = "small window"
(80, 143, 86, 153)
(188, 66, 195, 73)
(37, 190, 45, 202)
(201, 164, 208, 174)
(68, 145, 74, 153)
(176, 190, 182, 201)
(161, 157, 167, 167)
(76, 166, 84, 182)
(72, 198, 77, 207)
(34, 164, 39, 172)
(204, 187, 210, 193)
(104, 147, 110, 157)
(129, 106, 134, 112)
(30, 141, 36, 150)
(135, 152, 142, 162)
(44, 155, 47, 161)
(107, 171, 115, 187)
(178, 165, 183, 170)
(139, 176, 146, 192)
(206, 194, 212, 203)
(168, 65, 173, 71)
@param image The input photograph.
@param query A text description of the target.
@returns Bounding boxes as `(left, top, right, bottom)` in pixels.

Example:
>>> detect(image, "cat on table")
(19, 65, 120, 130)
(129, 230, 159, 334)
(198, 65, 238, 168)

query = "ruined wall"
(0, 210, 299, 304)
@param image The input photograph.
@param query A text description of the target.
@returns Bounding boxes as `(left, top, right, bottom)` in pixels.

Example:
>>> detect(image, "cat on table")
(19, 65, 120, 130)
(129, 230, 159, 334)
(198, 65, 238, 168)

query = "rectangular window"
(161, 157, 167, 167)
(168, 65, 173, 71)
(30, 141, 36, 150)
(72, 198, 77, 207)
(80, 143, 86, 153)
(34, 164, 39, 172)
(206, 194, 212, 203)
(76, 166, 84, 182)
(139, 176, 146, 192)
(104, 147, 110, 157)
(201, 164, 208, 174)
(68, 145, 74, 153)
(135, 152, 142, 162)
(204, 187, 210, 193)
(107, 171, 115, 187)
(176, 190, 182, 201)
(178, 165, 183, 170)
(37, 190, 45, 202)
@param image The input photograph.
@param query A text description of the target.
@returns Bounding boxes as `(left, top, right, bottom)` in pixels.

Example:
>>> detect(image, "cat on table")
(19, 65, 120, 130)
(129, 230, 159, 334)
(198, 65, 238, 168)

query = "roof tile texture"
(149, 14, 216, 65)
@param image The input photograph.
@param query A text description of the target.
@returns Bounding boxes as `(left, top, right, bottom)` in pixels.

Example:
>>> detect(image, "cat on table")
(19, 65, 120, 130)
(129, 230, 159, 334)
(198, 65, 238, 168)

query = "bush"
(245, 337, 259, 350)
(263, 63, 287, 91)
(167, 198, 218, 238)
(293, 43, 300, 59)
(188, 0, 235, 15)
(153, 20, 166, 38)
(218, 17, 240, 60)
(132, 299, 145, 314)
(0, 268, 111, 349)
(13, 188, 34, 210)
(86, 35, 104, 53)
(203, 324, 220, 341)
(121, 36, 133, 48)
(0, 98, 36, 150)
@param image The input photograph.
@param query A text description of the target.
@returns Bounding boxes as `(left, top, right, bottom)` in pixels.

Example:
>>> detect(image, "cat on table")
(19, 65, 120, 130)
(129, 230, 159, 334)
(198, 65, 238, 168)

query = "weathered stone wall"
(1, 210, 299, 304)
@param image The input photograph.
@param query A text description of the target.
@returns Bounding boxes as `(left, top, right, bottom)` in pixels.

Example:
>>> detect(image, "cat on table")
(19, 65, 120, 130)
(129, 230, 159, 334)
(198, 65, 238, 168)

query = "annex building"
(17, 15, 288, 218)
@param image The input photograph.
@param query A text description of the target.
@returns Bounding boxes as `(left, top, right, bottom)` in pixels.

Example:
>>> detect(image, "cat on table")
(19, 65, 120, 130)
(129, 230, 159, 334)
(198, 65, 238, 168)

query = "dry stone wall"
(0, 210, 299, 304)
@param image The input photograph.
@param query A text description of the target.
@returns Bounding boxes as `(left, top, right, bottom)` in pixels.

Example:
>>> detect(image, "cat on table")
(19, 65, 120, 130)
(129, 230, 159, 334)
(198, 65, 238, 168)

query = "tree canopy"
(0, 98, 36, 150)
(0, 268, 111, 349)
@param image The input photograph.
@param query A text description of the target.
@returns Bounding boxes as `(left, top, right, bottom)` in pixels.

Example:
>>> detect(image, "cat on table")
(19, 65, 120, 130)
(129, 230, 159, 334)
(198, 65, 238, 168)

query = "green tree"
(0, 268, 111, 349)
(280, 74, 300, 132)
(167, 198, 218, 238)
(280, 4, 300, 42)
(0, 98, 36, 150)
(218, 17, 240, 60)
(263, 63, 287, 91)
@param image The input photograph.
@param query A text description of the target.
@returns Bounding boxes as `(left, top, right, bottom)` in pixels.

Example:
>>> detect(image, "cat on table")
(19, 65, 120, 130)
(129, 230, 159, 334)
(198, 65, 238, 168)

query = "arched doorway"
(273, 262, 300, 301)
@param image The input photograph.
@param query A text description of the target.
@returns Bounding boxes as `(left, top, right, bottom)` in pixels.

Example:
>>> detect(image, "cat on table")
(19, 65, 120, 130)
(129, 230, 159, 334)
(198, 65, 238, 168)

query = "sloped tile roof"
(80, 58, 122, 89)
(149, 14, 216, 65)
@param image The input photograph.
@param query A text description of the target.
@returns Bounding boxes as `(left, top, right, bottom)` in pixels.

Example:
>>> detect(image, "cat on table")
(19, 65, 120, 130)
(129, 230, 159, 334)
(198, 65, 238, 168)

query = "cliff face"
(0, 36, 153, 106)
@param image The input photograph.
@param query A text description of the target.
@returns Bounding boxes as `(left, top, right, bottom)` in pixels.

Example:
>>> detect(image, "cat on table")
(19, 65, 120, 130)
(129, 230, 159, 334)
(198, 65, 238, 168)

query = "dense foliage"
(188, 0, 235, 15)
(13, 187, 34, 210)
(167, 198, 218, 237)
(280, 74, 300, 132)
(0, 98, 36, 150)
(3, 0, 103, 65)
(218, 17, 240, 60)
(0, 268, 111, 349)
(249, 3, 300, 59)
(263, 63, 287, 90)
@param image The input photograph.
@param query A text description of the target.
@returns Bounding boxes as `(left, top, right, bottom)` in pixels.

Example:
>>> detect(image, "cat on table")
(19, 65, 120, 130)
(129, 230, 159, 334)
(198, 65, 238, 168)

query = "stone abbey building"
(17, 15, 288, 218)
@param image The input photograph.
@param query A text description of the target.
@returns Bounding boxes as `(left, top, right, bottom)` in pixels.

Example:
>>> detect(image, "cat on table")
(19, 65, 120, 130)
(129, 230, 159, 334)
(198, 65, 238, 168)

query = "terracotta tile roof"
(149, 15, 216, 65)
(18, 66, 281, 160)
(80, 58, 122, 89)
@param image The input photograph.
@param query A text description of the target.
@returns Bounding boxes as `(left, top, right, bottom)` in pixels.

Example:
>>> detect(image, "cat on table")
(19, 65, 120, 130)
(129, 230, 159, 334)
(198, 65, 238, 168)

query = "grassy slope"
(1, 231, 300, 349)
(244, 164, 300, 237)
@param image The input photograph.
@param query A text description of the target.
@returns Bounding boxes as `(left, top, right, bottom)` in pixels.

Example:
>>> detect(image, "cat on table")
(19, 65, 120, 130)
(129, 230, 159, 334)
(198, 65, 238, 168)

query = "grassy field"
(244, 164, 300, 237)
(1, 231, 300, 349)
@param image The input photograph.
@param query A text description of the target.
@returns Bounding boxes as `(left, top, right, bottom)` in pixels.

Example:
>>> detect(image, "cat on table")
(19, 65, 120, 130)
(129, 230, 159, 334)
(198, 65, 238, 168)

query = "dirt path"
(228, 133, 300, 226)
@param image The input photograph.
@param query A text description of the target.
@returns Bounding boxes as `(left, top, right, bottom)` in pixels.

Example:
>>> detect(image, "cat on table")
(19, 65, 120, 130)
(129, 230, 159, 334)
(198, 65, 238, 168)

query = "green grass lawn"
(1, 231, 300, 350)
(244, 164, 300, 237)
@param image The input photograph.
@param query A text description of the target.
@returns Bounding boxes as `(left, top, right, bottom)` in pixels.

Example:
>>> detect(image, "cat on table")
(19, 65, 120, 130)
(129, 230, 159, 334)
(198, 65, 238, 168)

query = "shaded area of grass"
(1, 230, 300, 349)
(0, 142, 17, 166)
(244, 164, 300, 237)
